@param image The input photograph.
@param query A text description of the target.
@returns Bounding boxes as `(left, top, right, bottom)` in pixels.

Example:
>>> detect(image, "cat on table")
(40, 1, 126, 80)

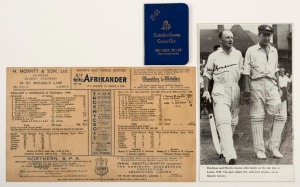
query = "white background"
(0, 0, 299, 186)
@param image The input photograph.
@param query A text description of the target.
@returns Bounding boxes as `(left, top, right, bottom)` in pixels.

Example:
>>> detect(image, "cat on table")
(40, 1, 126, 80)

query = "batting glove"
(202, 91, 211, 103)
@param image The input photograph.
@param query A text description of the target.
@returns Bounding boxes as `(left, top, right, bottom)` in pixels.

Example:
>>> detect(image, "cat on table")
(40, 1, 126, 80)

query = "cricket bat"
(206, 100, 222, 155)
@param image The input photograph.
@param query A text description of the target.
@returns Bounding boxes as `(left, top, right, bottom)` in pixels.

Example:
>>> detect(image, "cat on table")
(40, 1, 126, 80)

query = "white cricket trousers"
(250, 78, 287, 153)
(212, 83, 240, 163)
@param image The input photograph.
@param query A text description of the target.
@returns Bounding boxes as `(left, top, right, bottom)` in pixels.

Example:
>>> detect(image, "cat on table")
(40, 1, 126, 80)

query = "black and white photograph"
(199, 24, 293, 166)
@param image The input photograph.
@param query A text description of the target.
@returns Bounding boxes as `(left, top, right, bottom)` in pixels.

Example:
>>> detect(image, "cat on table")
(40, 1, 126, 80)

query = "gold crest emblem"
(95, 157, 108, 176)
(161, 20, 171, 30)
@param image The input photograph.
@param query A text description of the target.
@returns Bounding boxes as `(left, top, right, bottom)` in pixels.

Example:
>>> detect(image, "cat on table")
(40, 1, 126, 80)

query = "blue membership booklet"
(144, 3, 189, 65)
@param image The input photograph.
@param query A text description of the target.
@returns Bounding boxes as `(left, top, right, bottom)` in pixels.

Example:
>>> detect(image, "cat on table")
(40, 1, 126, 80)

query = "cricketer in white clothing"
(243, 25, 287, 159)
(203, 30, 244, 165)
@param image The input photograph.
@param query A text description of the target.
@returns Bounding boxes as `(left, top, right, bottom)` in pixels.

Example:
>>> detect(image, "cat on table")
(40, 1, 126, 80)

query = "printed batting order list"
(6, 67, 196, 182)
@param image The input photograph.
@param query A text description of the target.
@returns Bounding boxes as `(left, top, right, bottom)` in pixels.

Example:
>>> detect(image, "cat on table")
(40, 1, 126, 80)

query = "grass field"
(200, 95, 293, 165)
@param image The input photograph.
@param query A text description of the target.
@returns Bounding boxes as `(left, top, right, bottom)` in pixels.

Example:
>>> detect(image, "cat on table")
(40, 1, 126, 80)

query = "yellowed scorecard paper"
(6, 67, 196, 182)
